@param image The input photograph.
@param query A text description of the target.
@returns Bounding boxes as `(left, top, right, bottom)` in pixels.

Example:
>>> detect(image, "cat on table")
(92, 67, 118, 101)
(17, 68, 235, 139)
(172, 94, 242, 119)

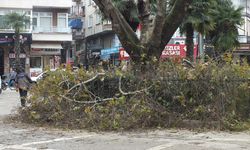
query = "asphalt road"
(0, 89, 250, 150)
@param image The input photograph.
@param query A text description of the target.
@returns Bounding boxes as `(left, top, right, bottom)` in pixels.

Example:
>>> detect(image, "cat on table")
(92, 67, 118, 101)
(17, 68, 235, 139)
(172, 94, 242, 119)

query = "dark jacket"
(15, 72, 32, 90)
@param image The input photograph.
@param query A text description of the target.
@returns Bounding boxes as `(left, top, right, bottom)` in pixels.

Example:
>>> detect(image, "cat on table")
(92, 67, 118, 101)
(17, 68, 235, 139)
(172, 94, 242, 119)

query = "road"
(0, 90, 250, 150)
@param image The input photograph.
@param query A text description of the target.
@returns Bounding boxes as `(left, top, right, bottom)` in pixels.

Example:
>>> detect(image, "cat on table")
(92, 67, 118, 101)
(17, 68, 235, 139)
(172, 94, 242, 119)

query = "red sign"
(119, 44, 198, 60)
(119, 48, 130, 60)
(161, 44, 198, 59)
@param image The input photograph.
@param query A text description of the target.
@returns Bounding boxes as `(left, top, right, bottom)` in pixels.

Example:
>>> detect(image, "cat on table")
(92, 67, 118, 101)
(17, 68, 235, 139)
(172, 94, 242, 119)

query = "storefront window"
(30, 57, 41, 68)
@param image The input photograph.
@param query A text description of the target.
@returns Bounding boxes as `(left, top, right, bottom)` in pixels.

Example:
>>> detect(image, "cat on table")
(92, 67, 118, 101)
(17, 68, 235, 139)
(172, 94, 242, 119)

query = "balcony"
(73, 30, 85, 40)
(73, 0, 82, 2)
(33, 26, 71, 33)
(102, 24, 112, 31)
(32, 0, 71, 8)
(1, 0, 71, 9)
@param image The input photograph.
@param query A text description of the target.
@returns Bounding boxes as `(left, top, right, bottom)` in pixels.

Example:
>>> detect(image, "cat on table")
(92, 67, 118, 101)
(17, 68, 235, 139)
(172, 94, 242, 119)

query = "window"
(0, 9, 31, 30)
(30, 57, 42, 68)
(33, 12, 52, 32)
(88, 15, 93, 27)
(103, 20, 111, 25)
(32, 18, 37, 26)
(58, 13, 67, 28)
(0, 15, 6, 29)
(96, 13, 101, 24)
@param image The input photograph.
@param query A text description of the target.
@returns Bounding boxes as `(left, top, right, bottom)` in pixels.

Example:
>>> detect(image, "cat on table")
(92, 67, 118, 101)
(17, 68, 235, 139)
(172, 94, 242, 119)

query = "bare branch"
(67, 72, 105, 93)
(60, 95, 117, 104)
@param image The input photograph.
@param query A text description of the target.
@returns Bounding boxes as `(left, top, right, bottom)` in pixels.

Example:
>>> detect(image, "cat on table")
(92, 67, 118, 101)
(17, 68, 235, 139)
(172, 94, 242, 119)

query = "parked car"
(31, 71, 48, 83)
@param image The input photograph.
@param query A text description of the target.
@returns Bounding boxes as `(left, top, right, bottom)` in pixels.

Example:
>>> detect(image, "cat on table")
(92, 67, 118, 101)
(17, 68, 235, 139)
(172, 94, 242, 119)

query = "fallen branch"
(60, 95, 117, 104)
(67, 73, 105, 93)
(118, 76, 152, 95)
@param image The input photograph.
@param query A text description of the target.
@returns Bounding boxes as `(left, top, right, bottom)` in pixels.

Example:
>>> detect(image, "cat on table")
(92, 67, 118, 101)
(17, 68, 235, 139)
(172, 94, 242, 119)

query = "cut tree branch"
(67, 72, 105, 93)
(119, 76, 151, 95)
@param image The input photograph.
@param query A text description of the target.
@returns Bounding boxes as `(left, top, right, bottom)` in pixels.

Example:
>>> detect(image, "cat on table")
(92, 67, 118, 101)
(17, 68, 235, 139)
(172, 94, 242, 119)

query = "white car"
(31, 71, 48, 83)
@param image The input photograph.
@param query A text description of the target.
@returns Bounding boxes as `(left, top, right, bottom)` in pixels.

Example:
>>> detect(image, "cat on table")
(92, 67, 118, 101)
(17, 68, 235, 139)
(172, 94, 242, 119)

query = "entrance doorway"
(0, 48, 4, 76)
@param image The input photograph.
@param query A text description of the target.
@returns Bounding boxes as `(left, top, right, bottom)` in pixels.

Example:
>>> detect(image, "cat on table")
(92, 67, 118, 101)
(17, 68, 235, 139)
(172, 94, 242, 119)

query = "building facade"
(0, 0, 72, 77)
(84, 0, 120, 67)
(69, 0, 85, 66)
(233, 0, 250, 63)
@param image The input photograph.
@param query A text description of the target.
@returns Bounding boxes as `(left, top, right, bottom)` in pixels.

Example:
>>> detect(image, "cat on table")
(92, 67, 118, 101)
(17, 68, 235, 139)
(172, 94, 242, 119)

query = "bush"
(18, 61, 250, 131)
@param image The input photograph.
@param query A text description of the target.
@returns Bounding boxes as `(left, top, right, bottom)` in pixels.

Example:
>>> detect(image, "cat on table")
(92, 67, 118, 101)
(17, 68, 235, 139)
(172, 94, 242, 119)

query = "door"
(0, 48, 4, 76)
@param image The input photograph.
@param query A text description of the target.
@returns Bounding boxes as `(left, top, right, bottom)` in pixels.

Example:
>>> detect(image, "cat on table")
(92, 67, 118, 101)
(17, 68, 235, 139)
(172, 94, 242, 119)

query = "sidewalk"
(0, 89, 20, 116)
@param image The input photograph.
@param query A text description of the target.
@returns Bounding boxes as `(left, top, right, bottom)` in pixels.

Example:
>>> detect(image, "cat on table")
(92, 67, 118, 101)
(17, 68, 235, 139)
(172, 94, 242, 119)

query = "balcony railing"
(33, 26, 71, 33)
(73, 30, 85, 40)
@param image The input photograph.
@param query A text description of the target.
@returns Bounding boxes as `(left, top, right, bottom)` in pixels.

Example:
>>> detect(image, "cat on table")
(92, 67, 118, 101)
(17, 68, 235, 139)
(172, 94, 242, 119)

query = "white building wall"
(33, 33, 72, 41)
(233, 0, 250, 39)
(0, 0, 71, 9)
(84, 0, 112, 37)
(33, 0, 71, 8)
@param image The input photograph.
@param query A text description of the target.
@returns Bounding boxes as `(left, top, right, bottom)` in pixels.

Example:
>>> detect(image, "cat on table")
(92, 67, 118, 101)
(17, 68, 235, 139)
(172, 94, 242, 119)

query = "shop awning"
(31, 43, 62, 49)
(101, 47, 120, 60)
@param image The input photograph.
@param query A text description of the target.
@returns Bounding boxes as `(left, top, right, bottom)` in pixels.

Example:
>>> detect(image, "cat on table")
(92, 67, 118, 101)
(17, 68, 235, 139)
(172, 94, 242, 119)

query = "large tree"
(93, 0, 193, 66)
(5, 12, 30, 71)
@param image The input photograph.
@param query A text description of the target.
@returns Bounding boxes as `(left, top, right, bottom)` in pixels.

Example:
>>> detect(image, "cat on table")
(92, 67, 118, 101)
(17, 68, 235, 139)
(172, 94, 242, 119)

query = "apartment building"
(69, 0, 85, 65)
(0, 3, 32, 76)
(0, 0, 72, 77)
(84, 0, 120, 66)
(233, 0, 250, 62)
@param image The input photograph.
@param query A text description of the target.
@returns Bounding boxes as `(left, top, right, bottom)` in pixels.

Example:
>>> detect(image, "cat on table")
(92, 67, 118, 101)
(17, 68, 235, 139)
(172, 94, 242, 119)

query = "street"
(0, 90, 250, 150)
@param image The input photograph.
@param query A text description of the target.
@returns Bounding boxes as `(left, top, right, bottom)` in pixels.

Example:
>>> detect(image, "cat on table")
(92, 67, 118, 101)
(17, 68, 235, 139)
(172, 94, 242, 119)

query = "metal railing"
(33, 26, 71, 33)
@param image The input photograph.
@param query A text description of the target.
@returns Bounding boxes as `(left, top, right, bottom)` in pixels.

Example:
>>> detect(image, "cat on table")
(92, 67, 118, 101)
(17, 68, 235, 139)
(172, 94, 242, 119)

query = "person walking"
(15, 68, 32, 107)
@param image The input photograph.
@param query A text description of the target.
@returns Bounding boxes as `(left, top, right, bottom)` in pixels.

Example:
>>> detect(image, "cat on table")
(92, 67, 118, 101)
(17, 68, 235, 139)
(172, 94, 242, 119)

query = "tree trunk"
(93, 0, 193, 69)
(185, 23, 194, 62)
(14, 30, 21, 71)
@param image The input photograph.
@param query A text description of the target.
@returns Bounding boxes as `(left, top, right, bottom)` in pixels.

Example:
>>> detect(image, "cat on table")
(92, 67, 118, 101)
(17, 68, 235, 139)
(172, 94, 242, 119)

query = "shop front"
(0, 33, 32, 75)
(100, 47, 120, 66)
(30, 43, 62, 77)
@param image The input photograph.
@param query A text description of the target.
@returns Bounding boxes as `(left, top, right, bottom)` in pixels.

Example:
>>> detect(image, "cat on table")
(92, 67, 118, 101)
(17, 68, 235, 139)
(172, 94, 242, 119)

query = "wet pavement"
(0, 89, 19, 116)
(0, 90, 250, 150)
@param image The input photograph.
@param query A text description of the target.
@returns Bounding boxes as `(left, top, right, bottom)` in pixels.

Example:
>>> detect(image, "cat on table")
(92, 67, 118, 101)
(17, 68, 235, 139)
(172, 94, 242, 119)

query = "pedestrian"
(8, 67, 16, 88)
(15, 68, 33, 107)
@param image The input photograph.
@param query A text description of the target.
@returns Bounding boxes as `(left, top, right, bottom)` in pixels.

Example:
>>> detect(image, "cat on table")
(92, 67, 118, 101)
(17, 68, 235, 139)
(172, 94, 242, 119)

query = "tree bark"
(14, 29, 21, 71)
(185, 23, 194, 62)
(160, 0, 193, 58)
